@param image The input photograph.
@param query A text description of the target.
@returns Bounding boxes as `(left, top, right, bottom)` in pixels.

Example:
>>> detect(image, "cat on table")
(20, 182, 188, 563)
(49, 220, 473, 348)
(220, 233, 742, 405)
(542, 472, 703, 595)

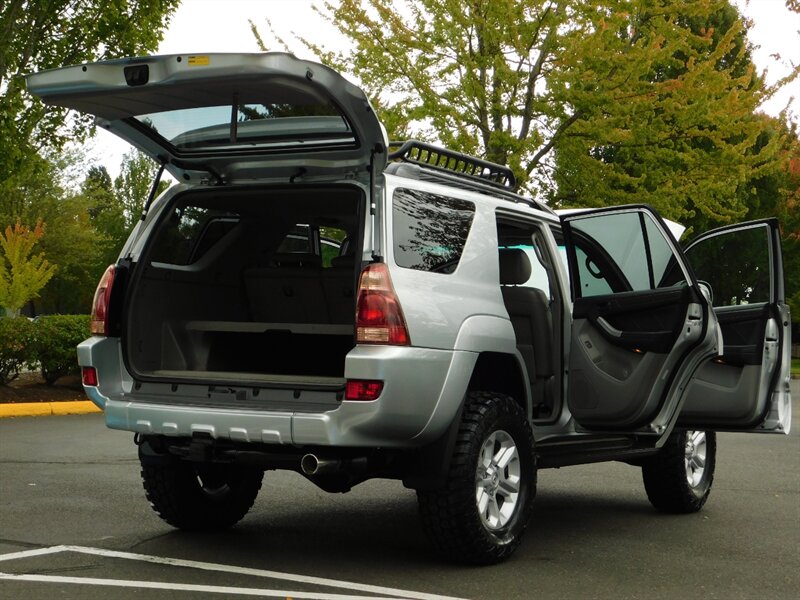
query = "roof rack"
(388, 140, 517, 191)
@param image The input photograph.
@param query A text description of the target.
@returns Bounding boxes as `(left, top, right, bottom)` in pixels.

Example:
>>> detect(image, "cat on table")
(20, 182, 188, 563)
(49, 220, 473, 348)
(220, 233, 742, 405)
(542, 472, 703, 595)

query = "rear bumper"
(78, 337, 475, 448)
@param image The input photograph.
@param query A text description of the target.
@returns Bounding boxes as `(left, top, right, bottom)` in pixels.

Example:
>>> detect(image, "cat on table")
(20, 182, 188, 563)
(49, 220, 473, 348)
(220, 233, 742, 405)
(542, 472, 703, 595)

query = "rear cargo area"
(124, 185, 364, 386)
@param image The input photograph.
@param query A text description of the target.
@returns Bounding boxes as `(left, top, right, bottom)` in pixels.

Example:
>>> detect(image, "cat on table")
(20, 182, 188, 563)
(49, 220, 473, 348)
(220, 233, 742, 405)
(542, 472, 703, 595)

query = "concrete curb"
(0, 401, 101, 418)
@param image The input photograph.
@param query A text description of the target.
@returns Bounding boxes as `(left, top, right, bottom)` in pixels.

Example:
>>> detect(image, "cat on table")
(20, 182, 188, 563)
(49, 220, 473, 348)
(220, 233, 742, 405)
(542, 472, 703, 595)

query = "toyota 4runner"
(27, 53, 792, 564)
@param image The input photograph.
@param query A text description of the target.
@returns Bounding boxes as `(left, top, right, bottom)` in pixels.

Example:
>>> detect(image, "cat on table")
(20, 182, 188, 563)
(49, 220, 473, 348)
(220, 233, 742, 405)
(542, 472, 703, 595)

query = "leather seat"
(244, 253, 327, 323)
(322, 253, 357, 324)
(499, 248, 554, 392)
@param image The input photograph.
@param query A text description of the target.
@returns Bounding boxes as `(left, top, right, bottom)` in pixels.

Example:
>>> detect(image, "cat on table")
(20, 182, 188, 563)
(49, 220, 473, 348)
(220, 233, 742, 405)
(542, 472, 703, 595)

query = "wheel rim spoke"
(486, 495, 501, 527)
(476, 487, 490, 514)
(494, 444, 516, 470)
(498, 476, 520, 496)
(479, 443, 494, 469)
(684, 430, 707, 488)
(475, 429, 523, 531)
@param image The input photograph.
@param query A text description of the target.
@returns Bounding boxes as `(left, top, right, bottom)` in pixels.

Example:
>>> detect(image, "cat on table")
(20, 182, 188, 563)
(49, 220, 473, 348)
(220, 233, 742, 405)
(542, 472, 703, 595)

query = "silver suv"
(28, 53, 792, 564)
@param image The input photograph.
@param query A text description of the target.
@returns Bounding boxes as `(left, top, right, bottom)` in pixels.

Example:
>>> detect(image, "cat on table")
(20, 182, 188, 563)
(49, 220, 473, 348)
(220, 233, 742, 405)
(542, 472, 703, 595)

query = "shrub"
(31, 314, 90, 384)
(0, 316, 35, 384)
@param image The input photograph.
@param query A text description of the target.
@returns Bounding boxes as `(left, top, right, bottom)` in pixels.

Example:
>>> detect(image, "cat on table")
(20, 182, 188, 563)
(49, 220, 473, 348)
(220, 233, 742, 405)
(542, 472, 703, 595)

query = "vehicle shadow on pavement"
(127, 474, 671, 573)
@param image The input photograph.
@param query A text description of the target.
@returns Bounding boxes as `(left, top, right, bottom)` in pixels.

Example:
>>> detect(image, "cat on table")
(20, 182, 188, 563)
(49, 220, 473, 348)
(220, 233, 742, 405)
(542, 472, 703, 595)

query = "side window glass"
(549, 227, 571, 279)
(685, 225, 771, 307)
(319, 226, 347, 268)
(567, 210, 686, 298)
(497, 222, 558, 299)
(497, 244, 550, 295)
(189, 218, 239, 263)
(644, 215, 676, 288)
(393, 188, 475, 274)
(277, 224, 312, 253)
(574, 245, 614, 296)
(150, 206, 239, 265)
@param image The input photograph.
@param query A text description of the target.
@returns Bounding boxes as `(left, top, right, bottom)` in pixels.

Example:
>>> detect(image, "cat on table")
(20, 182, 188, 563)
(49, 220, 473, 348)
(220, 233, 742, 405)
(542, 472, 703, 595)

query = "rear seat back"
(322, 255, 357, 324)
(245, 253, 328, 323)
(498, 249, 554, 382)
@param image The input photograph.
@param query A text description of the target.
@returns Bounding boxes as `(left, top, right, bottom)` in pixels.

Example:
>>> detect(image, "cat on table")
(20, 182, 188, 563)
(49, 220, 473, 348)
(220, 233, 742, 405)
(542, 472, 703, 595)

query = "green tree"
(549, 0, 782, 227)
(114, 150, 171, 228)
(84, 165, 128, 270)
(254, 1, 789, 222)
(255, 0, 572, 190)
(0, 0, 179, 314)
(1, 0, 179, 166)
(35, 196, 102, 314)
(0, 148, 104, 315)
(0, 220, 56, 317)
(736, 118, 800, 328)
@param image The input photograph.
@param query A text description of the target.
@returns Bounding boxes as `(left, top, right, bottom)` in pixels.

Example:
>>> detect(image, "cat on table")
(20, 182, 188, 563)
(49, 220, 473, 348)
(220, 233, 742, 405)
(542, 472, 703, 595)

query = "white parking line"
(0, 572, 412, 599)
(0, 546, 66, 562)
(0, 545, 468, 600)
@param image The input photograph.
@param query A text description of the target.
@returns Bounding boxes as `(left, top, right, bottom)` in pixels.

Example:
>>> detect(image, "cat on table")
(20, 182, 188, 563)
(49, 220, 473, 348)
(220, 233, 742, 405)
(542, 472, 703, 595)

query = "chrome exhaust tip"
(301, 453, 342, 475)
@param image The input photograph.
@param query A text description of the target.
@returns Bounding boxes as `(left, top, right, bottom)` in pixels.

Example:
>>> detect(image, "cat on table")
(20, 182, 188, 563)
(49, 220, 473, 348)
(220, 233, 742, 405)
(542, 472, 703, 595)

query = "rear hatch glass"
(26, 53, 387, 182)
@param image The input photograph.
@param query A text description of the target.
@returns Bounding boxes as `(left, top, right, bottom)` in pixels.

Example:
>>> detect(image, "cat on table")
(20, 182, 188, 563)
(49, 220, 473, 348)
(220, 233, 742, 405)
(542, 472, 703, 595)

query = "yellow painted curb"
(0, 401, 101, 418)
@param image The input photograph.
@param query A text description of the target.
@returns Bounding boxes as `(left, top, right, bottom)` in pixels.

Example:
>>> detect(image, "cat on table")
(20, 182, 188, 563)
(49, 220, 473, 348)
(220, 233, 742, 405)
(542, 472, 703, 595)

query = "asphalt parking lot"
(1, 381, 798, 600)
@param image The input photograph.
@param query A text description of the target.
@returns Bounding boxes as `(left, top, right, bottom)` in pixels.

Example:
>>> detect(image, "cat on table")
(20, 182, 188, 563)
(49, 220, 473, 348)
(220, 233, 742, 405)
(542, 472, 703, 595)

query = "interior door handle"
(596, 316, 623, 338)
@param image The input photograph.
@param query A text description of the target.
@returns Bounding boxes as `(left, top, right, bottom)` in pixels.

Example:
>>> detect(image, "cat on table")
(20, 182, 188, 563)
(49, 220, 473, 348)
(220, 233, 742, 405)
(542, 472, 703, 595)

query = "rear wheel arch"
(402, 352, 529, 492)
(468, 352, 530, 418)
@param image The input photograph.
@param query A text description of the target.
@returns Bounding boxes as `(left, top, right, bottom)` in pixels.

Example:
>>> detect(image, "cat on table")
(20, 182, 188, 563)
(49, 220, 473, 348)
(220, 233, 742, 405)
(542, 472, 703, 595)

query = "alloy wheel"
(475, 430, 521, 530)
(684, 430, 707, 488)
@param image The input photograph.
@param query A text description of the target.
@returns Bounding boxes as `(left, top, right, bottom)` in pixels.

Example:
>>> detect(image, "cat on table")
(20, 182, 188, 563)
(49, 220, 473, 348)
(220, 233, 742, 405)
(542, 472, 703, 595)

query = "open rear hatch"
(27, 53, 387, 390)
(26, 52, 387, 184)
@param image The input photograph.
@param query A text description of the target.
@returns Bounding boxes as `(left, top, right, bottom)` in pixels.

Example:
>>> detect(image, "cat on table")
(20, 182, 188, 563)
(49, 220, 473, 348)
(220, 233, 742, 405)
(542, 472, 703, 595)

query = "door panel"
(574, 287, 687, 353)
(677, 219, 791, 433)
(569, 318, 668, 427)
(710, 304, 769, 366)
(561, 207, 718, 435)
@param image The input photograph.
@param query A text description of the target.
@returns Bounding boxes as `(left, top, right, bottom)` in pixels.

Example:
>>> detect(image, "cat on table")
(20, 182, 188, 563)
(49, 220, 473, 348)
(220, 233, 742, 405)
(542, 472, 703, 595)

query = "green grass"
(793, 358, 800, 378)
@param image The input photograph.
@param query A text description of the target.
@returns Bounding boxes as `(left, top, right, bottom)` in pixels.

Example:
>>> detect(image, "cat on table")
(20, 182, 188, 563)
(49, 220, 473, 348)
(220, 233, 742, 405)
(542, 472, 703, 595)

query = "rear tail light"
(356, 263, 410, 345)
(82, 367, 98, 387)
(345, 379, 384, 401)
(90, 265, 116, 336)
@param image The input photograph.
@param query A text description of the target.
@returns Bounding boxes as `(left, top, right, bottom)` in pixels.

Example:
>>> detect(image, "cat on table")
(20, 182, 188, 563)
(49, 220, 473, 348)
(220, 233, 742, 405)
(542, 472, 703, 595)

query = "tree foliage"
(550, 1, 786, 228)
(259, 0, 571, 190)
(84, 165, 128, 273)
(0, 220, 56, 317)
(0, 142, 170, 315)
(0, 315, 35, 384)
(0, 1, 178, 315)
(0, 148, 103, 314)
(114, 150, 170, 229)
(255, 0, 791, 215)
(1, 0, 179, 158)
(738, 118, 800, 327)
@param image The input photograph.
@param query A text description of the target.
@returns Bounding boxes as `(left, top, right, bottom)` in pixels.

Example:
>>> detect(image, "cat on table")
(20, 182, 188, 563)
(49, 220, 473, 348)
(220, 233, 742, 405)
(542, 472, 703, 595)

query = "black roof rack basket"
(388, 140, 517, 191)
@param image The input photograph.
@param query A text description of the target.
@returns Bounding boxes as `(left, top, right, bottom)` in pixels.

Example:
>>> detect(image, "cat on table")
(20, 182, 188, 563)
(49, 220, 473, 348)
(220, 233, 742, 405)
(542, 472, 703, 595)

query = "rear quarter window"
(149, 206, 239, 265)
(392, 188, 475, 274)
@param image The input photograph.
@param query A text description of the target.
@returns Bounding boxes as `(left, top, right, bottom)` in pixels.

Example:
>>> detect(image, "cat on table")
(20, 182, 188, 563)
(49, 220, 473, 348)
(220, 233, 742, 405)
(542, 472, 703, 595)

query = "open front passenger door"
(677, 219, 791, 434)
(560, 207, 720, 442)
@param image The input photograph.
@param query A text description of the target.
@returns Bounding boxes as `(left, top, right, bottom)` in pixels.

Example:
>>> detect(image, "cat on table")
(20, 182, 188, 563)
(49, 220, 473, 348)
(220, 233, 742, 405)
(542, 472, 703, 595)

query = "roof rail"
(388, 140, 517, 191)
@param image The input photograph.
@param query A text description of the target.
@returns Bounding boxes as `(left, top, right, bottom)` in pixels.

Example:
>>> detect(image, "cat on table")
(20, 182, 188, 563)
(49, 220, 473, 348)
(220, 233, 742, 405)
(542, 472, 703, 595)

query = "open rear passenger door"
(677, 219, 791, 434)
(560, 206, 720, 442)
